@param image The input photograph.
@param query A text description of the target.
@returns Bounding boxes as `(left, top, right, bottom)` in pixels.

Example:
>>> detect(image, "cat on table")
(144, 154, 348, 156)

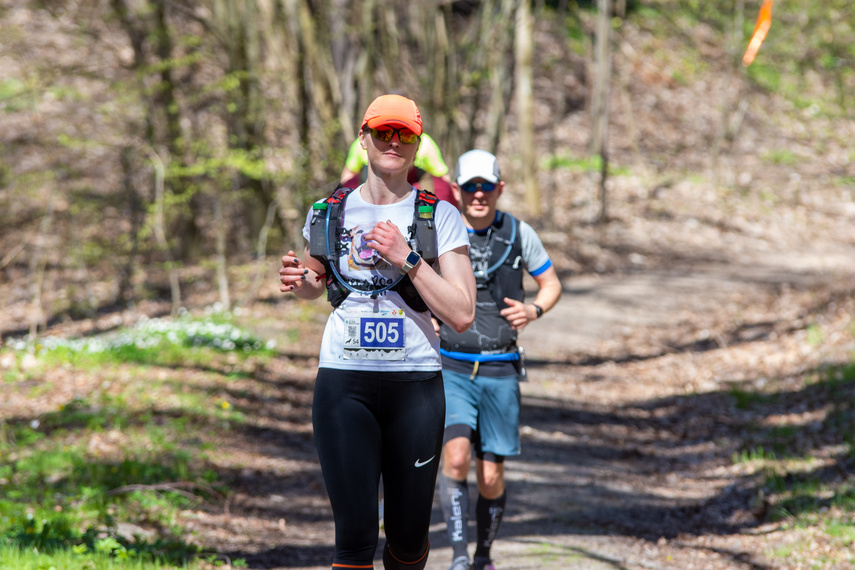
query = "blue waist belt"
(440, 348, 519, 363)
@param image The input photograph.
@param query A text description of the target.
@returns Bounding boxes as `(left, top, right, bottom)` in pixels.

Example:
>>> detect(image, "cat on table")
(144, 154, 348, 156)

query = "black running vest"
(439, 212, 524, 354)
(308, 184, 439, 312)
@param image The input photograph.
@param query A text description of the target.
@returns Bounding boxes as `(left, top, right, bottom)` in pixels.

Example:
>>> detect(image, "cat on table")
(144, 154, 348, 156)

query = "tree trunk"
(111, 0, 191, 299)
(152, 0, 201, 261)
(485, 0, 516, 156)
(295, 0, 345, 153)
(280, 0, 315, 250)
(515, 0, 539, 216)
(214, 185, 230, 311)
(357, 0, 378, 117)
(546, 0, 570, 229)
(330, 0, 358, 142)
(591, 0, 612, 223)
(428, 3, 453, 151)
(237, 201, 278, 308)
(712, 0, 746, 190)
(118, 145, 143, 307)
(213, 0, 280, 247)
(148, 147, 182, 315)
(29, 197, 56, 340)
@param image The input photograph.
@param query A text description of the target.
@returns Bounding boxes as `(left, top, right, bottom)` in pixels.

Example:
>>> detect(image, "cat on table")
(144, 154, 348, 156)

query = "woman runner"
(279, 94, 476, 569)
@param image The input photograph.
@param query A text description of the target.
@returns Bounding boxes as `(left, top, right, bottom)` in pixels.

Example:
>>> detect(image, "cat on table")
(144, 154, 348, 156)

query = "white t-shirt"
(302, 187, 469, 372)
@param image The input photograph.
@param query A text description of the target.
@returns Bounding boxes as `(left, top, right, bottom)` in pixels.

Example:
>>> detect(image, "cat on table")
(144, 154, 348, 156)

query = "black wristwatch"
(533, 303, 543, 319)
(401, 250, 422, 274)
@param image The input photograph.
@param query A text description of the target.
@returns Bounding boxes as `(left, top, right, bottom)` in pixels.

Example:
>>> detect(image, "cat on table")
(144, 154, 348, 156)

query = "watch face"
(406, 251, 421, 266)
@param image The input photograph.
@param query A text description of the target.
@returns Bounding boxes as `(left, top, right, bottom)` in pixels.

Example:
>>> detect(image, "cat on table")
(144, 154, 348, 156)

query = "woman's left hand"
(363, 220, 411, 269)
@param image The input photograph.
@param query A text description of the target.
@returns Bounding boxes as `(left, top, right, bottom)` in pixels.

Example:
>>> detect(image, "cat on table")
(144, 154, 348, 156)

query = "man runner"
(436, 149, 562, 570)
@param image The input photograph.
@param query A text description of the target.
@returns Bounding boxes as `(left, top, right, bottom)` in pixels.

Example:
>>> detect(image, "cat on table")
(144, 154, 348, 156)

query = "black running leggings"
(312, 368, 445, 568)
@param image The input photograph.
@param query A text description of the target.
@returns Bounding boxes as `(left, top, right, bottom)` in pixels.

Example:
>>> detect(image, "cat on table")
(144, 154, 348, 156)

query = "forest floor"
(222, 217, 855, 570)
(4, 12, 855, 564)
(161, 175, 855, 569)
(3, 173, 855, 570)
(4, 175, 855, 570)
(3, 5, 855, 568)
(258, 165, 855, 569)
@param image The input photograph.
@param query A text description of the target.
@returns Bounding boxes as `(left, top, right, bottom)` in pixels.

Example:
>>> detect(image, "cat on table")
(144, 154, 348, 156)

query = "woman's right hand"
(279, 250, 309, 293)
(278, 246, 329, 301)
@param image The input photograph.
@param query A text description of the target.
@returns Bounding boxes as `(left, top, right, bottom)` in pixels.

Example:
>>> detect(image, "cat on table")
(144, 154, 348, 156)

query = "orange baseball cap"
(361, 94, 423, 136)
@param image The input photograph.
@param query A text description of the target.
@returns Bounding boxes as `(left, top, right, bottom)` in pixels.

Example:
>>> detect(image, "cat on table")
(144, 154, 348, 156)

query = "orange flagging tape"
(743, 0, 774, 66)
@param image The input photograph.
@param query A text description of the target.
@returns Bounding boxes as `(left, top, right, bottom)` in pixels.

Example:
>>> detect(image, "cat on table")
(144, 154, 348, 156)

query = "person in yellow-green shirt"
(340, 132, 458, 208)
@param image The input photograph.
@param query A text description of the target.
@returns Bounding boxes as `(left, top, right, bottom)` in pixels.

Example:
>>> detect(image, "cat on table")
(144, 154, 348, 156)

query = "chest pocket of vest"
(310, 184, 438, 312)
(439, 213, 524, 354)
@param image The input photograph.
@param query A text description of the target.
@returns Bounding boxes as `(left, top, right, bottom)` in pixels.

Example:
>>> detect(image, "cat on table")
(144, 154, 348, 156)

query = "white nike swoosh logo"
(414, 455, 435, 468)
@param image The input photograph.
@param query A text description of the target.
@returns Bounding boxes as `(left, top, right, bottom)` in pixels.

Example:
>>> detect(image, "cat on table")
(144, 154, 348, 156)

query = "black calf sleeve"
(474, 491, 506, 560)
(440, 473, 470, 560)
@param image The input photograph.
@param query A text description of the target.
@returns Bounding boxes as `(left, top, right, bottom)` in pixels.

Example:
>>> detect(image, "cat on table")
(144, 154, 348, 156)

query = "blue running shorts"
(443, 368, 521, 457)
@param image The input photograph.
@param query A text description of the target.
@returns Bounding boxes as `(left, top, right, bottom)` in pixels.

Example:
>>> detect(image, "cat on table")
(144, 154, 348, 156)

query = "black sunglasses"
(460, 181, 498, 193)
(369, 127, 419, 144)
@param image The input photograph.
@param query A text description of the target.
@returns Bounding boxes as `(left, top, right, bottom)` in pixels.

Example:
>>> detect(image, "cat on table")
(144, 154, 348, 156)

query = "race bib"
(343, 309, 406, 360)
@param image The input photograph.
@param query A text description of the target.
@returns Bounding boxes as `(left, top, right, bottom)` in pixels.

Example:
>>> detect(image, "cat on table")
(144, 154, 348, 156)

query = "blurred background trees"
(1, 0, 853, 331)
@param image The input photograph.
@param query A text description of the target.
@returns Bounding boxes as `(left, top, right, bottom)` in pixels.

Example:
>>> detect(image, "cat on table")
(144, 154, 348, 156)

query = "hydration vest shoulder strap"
(310, 184, 439, 309)
(308, 183, 355, 307)
(482, 213, 523, 309)
(309, 183, 352, 263)
(411, 189, 439, 263)
(474, 212, 518, 282)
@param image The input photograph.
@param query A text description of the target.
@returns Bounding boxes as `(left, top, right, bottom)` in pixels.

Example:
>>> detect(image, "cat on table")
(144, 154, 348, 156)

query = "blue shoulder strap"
(473, 213, 517, 282)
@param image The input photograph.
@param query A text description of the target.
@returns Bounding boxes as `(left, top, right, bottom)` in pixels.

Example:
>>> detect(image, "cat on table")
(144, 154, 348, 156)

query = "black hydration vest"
(308, 183, 439, 312)
(440, 212, 524, 354)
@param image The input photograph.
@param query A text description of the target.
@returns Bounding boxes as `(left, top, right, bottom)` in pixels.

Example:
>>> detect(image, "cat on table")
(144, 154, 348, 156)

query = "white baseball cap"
(455, 149, 501, 185)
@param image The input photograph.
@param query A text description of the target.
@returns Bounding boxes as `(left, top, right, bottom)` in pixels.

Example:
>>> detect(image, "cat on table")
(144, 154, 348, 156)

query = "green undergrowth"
(0, 313, 265, 568)
(0, 545, 244, 570)
(4, 312, 275, 371)
(730, 361, 855, 567)
(542, 153, 633, 177)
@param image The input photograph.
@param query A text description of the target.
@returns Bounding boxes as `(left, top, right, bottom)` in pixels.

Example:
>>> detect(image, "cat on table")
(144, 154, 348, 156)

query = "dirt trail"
(3, 231, 852, 570)
(262, 241, 855, 570)
(8, 201, 848, 569)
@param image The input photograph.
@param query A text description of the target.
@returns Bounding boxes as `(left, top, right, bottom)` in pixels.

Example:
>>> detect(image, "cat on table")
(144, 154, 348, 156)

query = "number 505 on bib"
(359, 317, 403, 348)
